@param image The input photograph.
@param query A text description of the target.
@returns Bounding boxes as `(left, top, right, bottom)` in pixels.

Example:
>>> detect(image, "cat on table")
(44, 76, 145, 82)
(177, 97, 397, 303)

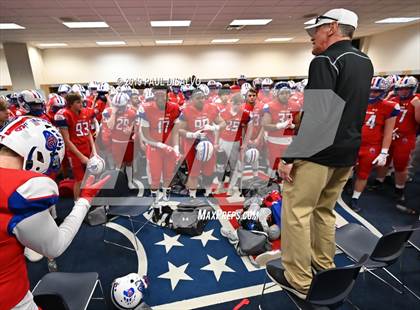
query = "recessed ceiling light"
(0, 23, 25, 29)
(230, 19, 272, 26)
(151, 20, 191, 27)
(63, 21, 109, 28)
(375, 17, 420, 23)
(96, 41, 126, 46)
(155, 40, 183, 44)
(38, 43, 68, 47)
(211, 39, 240, 43)
(304, 18, 316, 25)
(265, 37, 293, 42)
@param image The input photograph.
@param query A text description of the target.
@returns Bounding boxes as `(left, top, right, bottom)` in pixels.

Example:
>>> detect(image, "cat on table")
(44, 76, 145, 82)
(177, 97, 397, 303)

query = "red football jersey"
(102, 107, 137, 142)
(361, 99, 400, 146)
(139, 101, 180, 143)
(93, 98, 108, 122)
(389, 94, 419, 137)
(54, 107, 95, 155)
(263, 99, 301, 137)
(258, 91, 273, 104)
(219, 105, 250, 142)
(168, 92, 185, 107)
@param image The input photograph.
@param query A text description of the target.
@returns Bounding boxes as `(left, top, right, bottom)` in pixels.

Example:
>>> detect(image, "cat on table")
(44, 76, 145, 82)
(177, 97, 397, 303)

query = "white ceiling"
(0, 0, 419, 48)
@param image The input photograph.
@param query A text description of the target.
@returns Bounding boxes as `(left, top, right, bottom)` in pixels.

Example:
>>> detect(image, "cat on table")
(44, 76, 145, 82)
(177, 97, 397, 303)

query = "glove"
(276, 121, 290, 129)
(392, 128, 400, 140)
(80, 175, 111, 204)
(186, 130, 206, 139)
(156, 142, 173, 153)
(372, 150, 389, 166)
(203, 124, 220, 132)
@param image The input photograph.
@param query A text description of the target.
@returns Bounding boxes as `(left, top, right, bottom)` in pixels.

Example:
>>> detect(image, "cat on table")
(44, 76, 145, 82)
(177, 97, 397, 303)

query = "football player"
(46, 94, 66, 123)
(5, 93, 23, 117)
(102, 93, 138, 189)
(351, 77, 400, 212)
(139, 88, 180, 200)
(168, 84, 185, 107)
(173, 90, 226, 198)
(57, 84, 71, 98)
(384, 75, 400, 100)
(54, 92, 97, 199)
(217, 93, 253, 194)
(0, 116, 108, 310)
(93, 82, 111, 122)
(243, 87, 265, 177)
(237, 74, 247, 87)
(375, 76, 420, 214)
(262, 85, 301, 182)
(258, 78, 274, 104)
(17, 90, 50, 121)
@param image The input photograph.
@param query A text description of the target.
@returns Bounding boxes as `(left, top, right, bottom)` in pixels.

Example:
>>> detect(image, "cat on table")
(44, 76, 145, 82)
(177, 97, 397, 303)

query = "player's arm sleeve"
(13, 198, 90, 258)
(54, 111, 68, 128)
(388, 102, 401, 118)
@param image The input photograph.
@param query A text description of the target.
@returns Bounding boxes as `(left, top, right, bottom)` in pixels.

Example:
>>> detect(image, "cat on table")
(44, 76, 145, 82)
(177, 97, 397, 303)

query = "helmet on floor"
(111, 273, 148, 310)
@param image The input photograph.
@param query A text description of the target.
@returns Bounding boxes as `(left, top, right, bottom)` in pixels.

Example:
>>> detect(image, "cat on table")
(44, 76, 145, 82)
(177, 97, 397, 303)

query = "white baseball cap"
(305, 8, 358, 35)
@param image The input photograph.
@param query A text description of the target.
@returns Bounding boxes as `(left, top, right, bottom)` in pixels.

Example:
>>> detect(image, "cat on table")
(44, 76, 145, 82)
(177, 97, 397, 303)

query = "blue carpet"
(27, 174, 420, 309)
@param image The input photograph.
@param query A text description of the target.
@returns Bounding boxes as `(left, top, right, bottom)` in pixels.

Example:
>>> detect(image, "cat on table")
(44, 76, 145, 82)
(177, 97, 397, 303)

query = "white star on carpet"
(201, 255, 235, 281)
(191, 229, 219, 246)
(155, 233, 184, 253)
(158, 262, 193, 290)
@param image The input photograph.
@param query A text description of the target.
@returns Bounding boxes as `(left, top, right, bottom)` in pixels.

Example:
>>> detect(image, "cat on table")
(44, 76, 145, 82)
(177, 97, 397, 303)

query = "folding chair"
(336, 223, 420, 300)
(32, 272, 106, 310)
(259, 255, 368, 309)
(103, 197, 154, 251)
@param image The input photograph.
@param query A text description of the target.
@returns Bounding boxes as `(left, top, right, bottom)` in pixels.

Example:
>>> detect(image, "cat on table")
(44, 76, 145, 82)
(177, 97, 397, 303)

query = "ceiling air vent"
(226, 25, 245, 31)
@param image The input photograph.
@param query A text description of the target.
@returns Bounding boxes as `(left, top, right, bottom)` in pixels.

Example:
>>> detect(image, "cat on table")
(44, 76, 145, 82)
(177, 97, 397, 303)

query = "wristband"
(380, 148, 389, 154)
(186, 132, 195, 139)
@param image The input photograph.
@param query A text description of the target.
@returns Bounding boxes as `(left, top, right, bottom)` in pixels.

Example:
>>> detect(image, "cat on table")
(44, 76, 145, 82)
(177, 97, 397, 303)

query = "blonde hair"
(0, 99, 7, 112)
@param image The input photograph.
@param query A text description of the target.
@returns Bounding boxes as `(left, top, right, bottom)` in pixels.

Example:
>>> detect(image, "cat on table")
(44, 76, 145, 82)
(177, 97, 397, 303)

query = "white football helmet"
(261, 78, 273, 87)
(0, 116, 65, 174)
(121, 84, 132, 96)
(49, 94, 66, 111)
(18, 90, 46, 115)
(88, 81, 98, 90)
(86, 155, 105, 175)
(240, 82, 252, 98)
(245, 147, 259, 164)
(71, 84, 84, 95)
(385, 75, 400, 89)
(58, 84, 71, 94)
(395, 76, 418, 99)
(143, 88, 155, 101)
(197, 84, 210, 96)
(111, 273, 148, 310)
(252, 78, 263, 88)
(207, 80, 217, 89)
(97, 82, 110, 93)
(112, 92, 131, 108)
(196, 140, 214, 161)
(131, 89, 139, 96)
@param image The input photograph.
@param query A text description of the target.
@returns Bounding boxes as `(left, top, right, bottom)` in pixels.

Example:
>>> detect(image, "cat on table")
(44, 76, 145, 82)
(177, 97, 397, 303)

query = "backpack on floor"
(170, 205, 214, 236)
(237, 228, 272, 256)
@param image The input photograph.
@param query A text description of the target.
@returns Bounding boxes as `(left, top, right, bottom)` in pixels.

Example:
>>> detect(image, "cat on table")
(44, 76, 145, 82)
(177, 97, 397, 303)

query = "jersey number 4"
(75, 121, 90, 137)
(366, 114, 376, 129)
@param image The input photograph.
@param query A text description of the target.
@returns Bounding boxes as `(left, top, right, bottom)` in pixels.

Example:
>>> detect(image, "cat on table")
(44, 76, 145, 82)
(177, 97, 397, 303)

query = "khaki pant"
(281, 160, 352, 293)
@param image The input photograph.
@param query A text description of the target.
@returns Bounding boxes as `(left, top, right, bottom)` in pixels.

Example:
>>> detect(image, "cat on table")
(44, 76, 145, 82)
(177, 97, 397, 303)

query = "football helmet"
(6, 92, 19, 107)
(88, 81, 98, 90)
(252, 78, 263, 89)
(143, 88, 155, 101)
(197, 84, 210, 96)
(18, 90, 46, 116)
(181, 84, 195, 99)
(395, 76, 418, 99)
(245, 147, 259, 164)
(97, 82, 110, 94)
(49, 94, 66, 113)
(111, 273, 148, 310)
(240, 82, 252, 98)
(0, 116, 65, 174)
(196, 140, 214, 161)
(86, 155, 105, 175)
(207, 80, 217, 89)
(112, 92, 131, 108)
(58, 84, 71, 95)
(385, 75, 400, 90)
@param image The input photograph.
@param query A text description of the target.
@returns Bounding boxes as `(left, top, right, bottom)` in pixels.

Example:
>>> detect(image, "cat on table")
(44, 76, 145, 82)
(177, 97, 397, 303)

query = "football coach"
(277, 8, 374, 298)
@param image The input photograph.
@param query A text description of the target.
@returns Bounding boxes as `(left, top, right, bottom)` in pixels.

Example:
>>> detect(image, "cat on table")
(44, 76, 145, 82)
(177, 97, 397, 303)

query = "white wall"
(365, 23, 420, 75)
(28, 46, 45, 88)
(0, 49, 12, 86)
(41, 43, 314, 84)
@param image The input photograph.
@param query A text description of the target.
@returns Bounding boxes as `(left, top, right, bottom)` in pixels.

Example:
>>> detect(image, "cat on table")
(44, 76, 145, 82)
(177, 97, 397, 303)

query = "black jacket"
(300, 40, 373, 167)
